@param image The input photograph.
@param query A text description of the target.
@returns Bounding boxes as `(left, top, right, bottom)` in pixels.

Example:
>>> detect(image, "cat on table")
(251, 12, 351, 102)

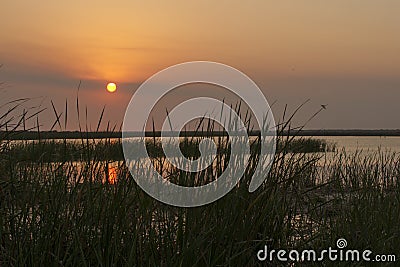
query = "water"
(7, 136, 400, 187)
(322, 136, 400, 153)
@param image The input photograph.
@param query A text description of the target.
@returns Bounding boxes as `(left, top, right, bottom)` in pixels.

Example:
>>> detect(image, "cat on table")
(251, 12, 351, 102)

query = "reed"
(0, 98, 398, 266)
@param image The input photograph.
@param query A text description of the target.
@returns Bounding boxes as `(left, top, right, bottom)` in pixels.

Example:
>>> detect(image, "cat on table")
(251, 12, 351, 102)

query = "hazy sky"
(1, 1, 399, 130)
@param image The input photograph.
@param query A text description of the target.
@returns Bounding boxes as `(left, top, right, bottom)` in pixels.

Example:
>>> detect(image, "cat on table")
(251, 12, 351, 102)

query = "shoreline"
(3, 129, 400, 140)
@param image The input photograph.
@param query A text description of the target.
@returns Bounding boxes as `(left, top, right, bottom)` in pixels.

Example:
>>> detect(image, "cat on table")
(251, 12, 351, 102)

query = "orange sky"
(1, 1, 400, 129)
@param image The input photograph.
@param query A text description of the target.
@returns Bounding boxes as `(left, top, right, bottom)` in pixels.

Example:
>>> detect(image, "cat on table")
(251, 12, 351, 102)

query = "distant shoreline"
(2, 129, 400, 140)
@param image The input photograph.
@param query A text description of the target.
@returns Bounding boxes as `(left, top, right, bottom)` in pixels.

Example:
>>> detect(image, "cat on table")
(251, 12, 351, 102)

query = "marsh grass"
(0, 98, 399, 266)
(4, 137, 333, 163)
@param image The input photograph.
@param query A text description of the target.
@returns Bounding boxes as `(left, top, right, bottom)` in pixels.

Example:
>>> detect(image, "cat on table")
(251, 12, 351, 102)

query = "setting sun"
(106, 82, 117, 93)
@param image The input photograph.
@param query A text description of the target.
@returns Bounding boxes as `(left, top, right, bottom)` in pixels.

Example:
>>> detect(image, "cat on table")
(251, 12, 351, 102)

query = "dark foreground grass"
(0, 98, 398, 266)
(0, 135, 399, 266)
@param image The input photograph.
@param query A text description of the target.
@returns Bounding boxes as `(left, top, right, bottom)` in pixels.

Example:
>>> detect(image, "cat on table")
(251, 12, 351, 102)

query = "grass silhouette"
(0, 96, 398, 266)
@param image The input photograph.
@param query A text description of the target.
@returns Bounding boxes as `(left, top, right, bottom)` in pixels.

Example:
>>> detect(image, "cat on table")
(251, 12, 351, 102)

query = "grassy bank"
(4, 137, 334, 163)
(0, 133, 398, 266)
(0, 98, 398, 266)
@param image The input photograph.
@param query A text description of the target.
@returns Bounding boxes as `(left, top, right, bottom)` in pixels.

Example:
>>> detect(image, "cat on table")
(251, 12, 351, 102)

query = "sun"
(106, 82, 117, 93)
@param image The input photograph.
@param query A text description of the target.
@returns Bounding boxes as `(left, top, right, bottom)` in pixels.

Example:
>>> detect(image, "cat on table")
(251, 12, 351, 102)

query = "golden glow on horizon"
(106, 82, 117, 93)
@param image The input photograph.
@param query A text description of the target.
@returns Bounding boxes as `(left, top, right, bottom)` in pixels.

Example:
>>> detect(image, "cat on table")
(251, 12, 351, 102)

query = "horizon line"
(3, 129, 400, 140)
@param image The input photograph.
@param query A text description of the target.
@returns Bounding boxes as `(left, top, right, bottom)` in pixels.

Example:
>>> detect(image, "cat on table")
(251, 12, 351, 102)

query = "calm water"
(10, 136, 400, 185)
(322, 136, 400, 153)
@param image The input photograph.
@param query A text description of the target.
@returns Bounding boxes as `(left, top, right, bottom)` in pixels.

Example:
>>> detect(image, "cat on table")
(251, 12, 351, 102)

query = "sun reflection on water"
(107, 166, 118, 184)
